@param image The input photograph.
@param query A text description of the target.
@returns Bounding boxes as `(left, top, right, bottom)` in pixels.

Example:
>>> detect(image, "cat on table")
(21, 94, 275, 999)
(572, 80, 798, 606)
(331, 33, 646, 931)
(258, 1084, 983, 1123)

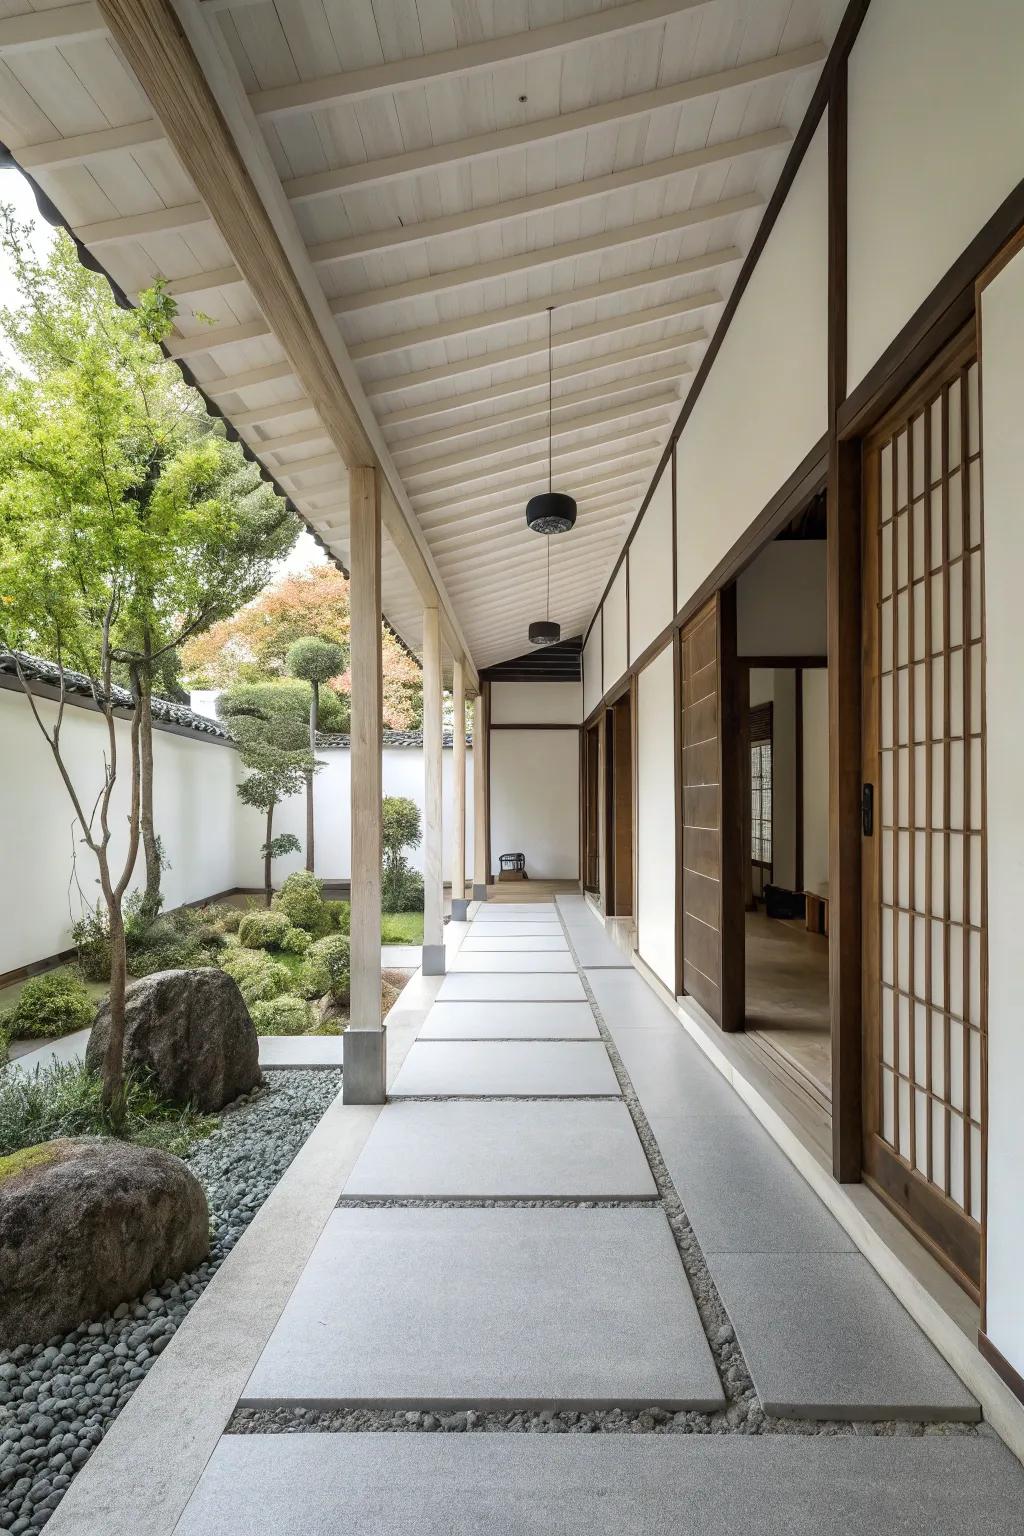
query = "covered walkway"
(158, 899, 1021, 1533)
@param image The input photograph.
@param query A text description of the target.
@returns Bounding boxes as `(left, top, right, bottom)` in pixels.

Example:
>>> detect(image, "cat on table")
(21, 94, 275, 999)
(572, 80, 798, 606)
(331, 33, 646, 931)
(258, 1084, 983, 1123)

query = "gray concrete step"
(450, 952, 577, 972)
(557, 895, 632, 968)
(417, 1001, 600, 1040)
(389, 1040, 620, 1098)
(437, 974, 586, 1002)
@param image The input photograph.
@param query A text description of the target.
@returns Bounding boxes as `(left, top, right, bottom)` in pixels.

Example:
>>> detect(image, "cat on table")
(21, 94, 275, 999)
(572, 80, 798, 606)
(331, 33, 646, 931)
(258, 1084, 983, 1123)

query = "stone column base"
(342, 1026, 386, 1105)
(472, 884, 489, 901)
(450, 898, 469, 920)
(422, 943, 447, 976)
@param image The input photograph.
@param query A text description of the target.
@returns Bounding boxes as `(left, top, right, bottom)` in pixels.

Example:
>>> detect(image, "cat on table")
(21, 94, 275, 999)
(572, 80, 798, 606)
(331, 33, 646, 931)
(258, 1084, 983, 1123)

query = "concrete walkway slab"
(556, 896, 632, 968)
(471, 906, 558, 919)
(438, 973, 586, 1002)
(461, 936, 569, 952)
(241, 1208, 723, 1410)
(418, 1001, 599, 1040)
(343, 1100, 656, 1198)
(469, 923, 563, 936)
(174, 1432, 1024, 1536)
(389, 1040, 620, 1097)
(587, 967, 688, 1030)
(381, 944, 421, 967)
(258, 1035, 344, 1069)
(711, 1251, 980, 1421)
(606, 1017, 747, 1121)
(8, 1026, 91, 1073)
(450, 951, 577, 972)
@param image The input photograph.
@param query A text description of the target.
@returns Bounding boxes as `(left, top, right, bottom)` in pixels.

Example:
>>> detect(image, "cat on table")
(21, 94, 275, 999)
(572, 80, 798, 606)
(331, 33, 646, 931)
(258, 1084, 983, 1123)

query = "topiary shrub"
(300, 934, 351, 1004)
(281, 925, 312, 955)
(0, 969, 96, 1041)
(249, 994, 313, 1035)
(237, 909, 292, 951)
(325, 899, 350, 935)
(212, 905, 243, 934)
(218, 947, 290, 1007)
(71, 905, 112, 981)
(272, 870, 329, 933)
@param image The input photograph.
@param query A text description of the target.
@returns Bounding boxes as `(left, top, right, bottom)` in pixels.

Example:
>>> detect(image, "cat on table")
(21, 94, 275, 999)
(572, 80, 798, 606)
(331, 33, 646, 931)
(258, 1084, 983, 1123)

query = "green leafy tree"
(381, 796, 424, 913)
(218, 683, 318, 906)
(286, 636, 346, 872)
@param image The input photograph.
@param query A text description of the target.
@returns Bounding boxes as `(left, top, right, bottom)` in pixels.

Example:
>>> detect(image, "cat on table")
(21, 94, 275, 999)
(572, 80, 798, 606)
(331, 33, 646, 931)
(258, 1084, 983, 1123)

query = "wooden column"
(422, 605, 445, 974)
(344, 464, 385, 1104)
(450, 658, 468, 919)
(472, 690, 489, 900)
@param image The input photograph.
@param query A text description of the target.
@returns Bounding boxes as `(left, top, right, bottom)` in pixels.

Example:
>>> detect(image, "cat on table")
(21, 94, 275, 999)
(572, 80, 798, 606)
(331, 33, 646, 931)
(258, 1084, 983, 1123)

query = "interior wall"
(602, 564, 628, 694)
(737, 541, 828, 657)
(676, 119, 828, 613)
(635, 642, 677, 992)
(583, 613, 603, 718)
(490, 680, 581, 725)
(628, 459, 674, 662)
(978, 243, 1024, 1382)
(489, 729, 579, 880)
(801, 668, 829, 895)
(748, 668, 796, 893)
(847, 0, 1024, 392)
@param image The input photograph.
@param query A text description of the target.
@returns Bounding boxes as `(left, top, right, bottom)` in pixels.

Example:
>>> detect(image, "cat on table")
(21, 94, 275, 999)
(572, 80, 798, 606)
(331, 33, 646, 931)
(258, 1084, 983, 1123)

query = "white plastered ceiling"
(0, 0, 844, 670)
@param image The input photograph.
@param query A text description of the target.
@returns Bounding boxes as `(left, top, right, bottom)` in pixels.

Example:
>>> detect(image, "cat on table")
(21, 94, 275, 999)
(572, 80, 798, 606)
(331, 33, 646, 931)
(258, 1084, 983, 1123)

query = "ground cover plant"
(0, 971, 94, 1043)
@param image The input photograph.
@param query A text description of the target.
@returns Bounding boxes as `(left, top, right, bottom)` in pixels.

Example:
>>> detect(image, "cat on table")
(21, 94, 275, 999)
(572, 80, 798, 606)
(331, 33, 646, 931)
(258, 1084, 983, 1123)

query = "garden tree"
(181, 562, 423, 730)
(218, 683, 318, 906)
(286, 637, 346, 873)
(0, 209, 298, 931)
(381, 796, 424, 913)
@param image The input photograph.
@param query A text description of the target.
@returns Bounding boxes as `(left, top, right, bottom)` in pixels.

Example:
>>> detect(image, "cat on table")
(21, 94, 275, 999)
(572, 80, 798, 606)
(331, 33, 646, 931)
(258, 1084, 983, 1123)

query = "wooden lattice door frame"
(860, 325, 986, 1297)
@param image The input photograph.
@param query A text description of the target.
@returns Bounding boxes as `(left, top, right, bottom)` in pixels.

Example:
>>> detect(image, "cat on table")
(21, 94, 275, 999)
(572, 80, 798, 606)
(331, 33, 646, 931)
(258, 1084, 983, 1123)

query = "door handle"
(862, 783, 874, 837)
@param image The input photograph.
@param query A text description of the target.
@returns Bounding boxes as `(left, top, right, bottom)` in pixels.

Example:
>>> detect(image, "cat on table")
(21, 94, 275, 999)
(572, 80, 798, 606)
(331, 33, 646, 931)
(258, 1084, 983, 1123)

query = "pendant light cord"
(546, 530, 551, 622)
(547, 305, 554, 495)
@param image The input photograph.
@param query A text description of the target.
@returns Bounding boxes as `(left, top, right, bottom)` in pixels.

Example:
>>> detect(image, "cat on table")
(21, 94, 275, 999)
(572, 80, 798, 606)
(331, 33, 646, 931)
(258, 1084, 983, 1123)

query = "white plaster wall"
(489, 729, 579, 880)
(583, 615, 603, 718)
(978, 246, 1024, 1381)
(0, 688, 252, 975)
(847, 0, 1024, 391)
(676, 119, 828, 612)
(737, 542, 828, 658)
(801, 667, 829, 894)
(635, 643, 677, 991)
(490, 680, 582, 725)
(628, 460, 675, 662)
(259, 745, 474, 887)
(772, 671, 797, 893)
(602, 565, 628, 691)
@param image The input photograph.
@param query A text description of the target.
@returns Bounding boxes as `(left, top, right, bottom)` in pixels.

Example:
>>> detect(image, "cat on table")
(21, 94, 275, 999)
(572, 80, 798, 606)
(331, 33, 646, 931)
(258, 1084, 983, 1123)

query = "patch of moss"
(0, 1142, 62, 1185)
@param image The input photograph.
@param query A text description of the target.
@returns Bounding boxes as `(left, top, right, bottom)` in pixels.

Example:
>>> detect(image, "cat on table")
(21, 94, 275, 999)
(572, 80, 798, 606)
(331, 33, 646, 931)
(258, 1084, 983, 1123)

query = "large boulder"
(87, 968, 260, 1112)
(0, 1137, 209, 1347)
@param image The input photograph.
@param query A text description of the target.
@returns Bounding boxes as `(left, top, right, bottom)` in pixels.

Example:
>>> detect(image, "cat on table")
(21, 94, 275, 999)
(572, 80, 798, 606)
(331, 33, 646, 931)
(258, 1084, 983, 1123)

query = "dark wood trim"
(719, 584, 746, 1032)
(827, 48, 863, 1183)
(673, 627, 685, 996)
(602, 707, 615, 914)
(794, 669, 805, 893)
(482, 678, 493, 884)
(979, 1332, 1024, 1408)
(624, 547, 632, 668)
(581, 0, 873, 649)
(839, 173, 1024, 440)
(737, 654, 827, 669)
(488, 722, 581, 731)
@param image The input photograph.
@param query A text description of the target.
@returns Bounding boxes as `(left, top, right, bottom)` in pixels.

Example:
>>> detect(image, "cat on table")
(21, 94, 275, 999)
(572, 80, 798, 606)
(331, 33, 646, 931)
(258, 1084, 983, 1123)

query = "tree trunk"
(264, 803, 274, 907)
(306, 679, 318, 872)
(137, 640, 161, 920)
(100, 873, 128, 1129)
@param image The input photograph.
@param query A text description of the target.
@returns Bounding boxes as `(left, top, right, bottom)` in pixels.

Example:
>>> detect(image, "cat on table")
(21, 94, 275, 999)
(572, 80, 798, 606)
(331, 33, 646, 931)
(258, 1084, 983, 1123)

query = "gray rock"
(0, 1139, 209, 1349)
(87, 969, 260, 1111)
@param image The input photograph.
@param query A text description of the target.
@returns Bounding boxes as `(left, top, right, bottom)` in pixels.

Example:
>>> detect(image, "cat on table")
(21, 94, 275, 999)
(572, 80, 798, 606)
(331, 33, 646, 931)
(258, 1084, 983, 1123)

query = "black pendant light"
(529, 528, 561, 646)
(525, 307, 577, 535)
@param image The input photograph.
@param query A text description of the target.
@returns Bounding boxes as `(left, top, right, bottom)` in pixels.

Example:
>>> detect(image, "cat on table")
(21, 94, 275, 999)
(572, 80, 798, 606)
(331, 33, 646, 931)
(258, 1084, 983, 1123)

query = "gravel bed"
(0, 1068, 341, 1536)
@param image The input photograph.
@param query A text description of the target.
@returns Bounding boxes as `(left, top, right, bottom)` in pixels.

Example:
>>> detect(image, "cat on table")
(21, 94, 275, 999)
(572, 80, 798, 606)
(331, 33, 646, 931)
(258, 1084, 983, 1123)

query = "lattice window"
(751, 741, 773, 868)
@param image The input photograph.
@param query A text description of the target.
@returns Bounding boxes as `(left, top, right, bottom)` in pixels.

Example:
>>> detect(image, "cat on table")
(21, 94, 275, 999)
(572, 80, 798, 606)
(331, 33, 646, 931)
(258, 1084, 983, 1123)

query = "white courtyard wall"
(635, 643, 676, 992)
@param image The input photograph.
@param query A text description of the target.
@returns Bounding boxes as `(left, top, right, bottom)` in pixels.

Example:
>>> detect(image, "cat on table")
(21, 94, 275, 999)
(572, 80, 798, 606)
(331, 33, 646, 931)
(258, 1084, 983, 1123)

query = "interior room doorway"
(604, 691, 634, 919)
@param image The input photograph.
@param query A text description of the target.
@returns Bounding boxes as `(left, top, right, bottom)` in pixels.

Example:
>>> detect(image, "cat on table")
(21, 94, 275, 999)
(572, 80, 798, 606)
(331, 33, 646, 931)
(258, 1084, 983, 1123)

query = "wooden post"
(422, 605, 445, 974)
(472, 691, 488, 900)
(450, 658, 468, 919)
(344, 465, 385, 1104)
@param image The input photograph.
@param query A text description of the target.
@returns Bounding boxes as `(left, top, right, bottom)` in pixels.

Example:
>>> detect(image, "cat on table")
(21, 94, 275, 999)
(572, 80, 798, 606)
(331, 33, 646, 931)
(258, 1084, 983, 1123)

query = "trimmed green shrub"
(218, 947, 291, 1007)
(211, 905, 243, 934)
(382, 863, 424, 913)
(71, 906, 112, 981)
(0, 1059, 217, 1159)
(281, 925, 312, 955)
(249, 994, 313, 1035)
(272, 871, 329, 933)
(1, 969, 95, 1042)
(325, 899, 350, 935)
(237, 909, 292, 950)
(300, 934, 351, 1004)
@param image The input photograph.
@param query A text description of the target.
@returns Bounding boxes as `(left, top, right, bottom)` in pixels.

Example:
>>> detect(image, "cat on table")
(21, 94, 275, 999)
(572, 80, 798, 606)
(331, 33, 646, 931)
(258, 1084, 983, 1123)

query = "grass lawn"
(380, 911, 423, 944)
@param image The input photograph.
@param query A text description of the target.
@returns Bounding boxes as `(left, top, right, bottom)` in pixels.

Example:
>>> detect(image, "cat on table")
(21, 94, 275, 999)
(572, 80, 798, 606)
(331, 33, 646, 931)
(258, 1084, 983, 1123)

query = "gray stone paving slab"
(418, 1001, 600, 1039)
(174, 1430, 1024, 1536)
(450, 950, 577, 972)
(257, 1035, 345, 1069)
(438, 972, 587, 1001)
(389, 1041, 620, 1097)
(380, 943, 421, 967)
(586, 966, 688, 1029)
(556, 897, 632, 967)
(9, 1026, 90, 1073)
(461, 935, 569, 952)
(241, 1208, 722, 1409)
(605, 1017, 748, 1120)
(476, 904, 557, 916)
(710, 1251, 980, 1421)
(343, 1100, 656, 1197)
(470, 921, 563, 934)
(646, 1108, 855, 1254)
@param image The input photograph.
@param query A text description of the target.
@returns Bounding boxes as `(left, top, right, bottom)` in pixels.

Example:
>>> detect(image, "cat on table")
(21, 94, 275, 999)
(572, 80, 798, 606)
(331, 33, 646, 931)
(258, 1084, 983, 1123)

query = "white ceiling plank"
(163, 263, 244, 296)
(204, 360, 297, 394)
(406, 426, 669, 501)
(281, 44, 824, 201)
(275, 450, 345, 479)
(251, 0, 711, 118)
(423, 486, 648, 549)
(430, 504, 634, 566)
(259, 424, 331, 453)
(165, 318, 273, 357)
(310, 128, 788, 262)
(389, 365, 689, 457)
(229, 395, 313, 427)
(330, 193, 759, 307)
(15, 119, 164, 170)
(410, 442, 664, 513)
(377, 326, 705, 423)
(74, 202, 210, 245)
(418, 470, 652, 531)
(0, 3, 105, 55)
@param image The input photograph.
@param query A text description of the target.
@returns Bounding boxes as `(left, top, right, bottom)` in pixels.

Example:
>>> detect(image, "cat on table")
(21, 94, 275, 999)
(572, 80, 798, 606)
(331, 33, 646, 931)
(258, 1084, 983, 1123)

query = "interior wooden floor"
(744, 909, 831, 1110)
(483, 880, 581, 903)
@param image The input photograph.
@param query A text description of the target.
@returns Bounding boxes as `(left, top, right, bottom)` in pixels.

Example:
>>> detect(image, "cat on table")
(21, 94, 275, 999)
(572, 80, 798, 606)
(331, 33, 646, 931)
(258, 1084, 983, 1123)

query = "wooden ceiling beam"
(230, 396, 313, 428)
(74, 200, 209, 245)
(346, 258, 737, 359)
(440, 542, 623, 605)
(204, 360, 296, 395)
(165, 318, 273, 358)
(250, 0, 709, 119)
(426, 492, 643, 553)
(14, 119, 164, 171)
(410, 444, 663, 514)
(409, 435, 665, 505)
(282, 44, 825, 201)
(331, 195, 760, 309)
(417, 470, 651, 532)
(259, 424, 331, 454)
(430, 505, 633, 568)
(315, 130, 788, 264)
